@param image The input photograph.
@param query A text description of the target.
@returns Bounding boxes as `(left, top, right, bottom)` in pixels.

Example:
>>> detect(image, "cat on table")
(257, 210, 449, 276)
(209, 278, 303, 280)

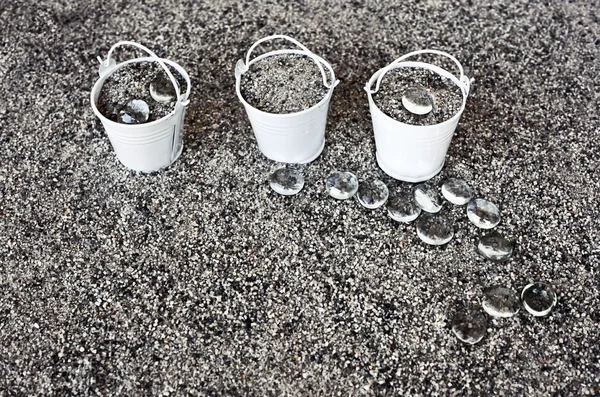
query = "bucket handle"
(98, 41, 191, 106)
(368, 49, 469, 95)
(238, 35, 339, 89)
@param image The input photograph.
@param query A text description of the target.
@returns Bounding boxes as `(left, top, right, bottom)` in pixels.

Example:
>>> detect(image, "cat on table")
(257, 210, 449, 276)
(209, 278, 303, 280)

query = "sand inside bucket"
(240, 54, 328, 114)
(373, 68, 462, 126)
(97, 62, 186, 123)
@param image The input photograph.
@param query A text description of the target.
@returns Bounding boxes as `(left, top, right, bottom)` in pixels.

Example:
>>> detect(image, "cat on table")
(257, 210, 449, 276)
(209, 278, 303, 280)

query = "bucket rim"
(365, 61, 467, 129)
(235, 49, 337, 118)
(90, 57, 190, 130)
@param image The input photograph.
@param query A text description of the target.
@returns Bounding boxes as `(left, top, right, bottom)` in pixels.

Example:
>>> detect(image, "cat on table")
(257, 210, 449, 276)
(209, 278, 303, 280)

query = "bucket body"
(235, 36, 338, 163)
(241, 95, 331, 163)
(90, 42, 191, 172)
(365, 51, 470, 182)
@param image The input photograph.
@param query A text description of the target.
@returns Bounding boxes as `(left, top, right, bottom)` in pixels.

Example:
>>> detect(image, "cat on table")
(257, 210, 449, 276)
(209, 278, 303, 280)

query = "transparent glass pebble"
(477, 232, 514, 262)
(467, 199, 500, 229)
(402, 86, 434, 115)
(118, 99, 149, 124)
(235, 59, 246, 79)
(482, 286, 520, 318)
(441, 178, 473, 205)
(416, 213, 453, 245)
(451, 307, 487, 345)
(325, 171, 358, 200)
(269, 168, 304, 196)
(413, 184, 443, 213)
(522, 282, 557, 316)
(356, 179, 389, 209)
(387, 194, 421, 223)
(150, 75, 177, 103)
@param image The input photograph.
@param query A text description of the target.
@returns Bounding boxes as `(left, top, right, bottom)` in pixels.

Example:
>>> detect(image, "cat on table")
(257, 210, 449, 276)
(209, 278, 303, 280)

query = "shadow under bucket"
(90, 41, 191, 172)
(235, 35, 339, 164)
(365, 50, 470, 182)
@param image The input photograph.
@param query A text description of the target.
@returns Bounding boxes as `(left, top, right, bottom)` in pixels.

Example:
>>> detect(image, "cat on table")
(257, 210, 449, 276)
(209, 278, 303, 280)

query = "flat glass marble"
(477, 232, 514, 262)
(452, 307, 487, 344)
(150, 75, 177, 103)
(441, 178, 473, 205)
(467, 199, 500, 229)
(416, 213, 453, 245)
(118, 99, 150, 124)
(356, 179, 389, 209)
(325, 171, 359, 200)
(482, 286, 520, 318)
(522, 282, 557, 317)
(269, 168, 305, 196)
(387, 194, 421, 223)
(402, 86, 434, 115)
(413, 184, 443, 213)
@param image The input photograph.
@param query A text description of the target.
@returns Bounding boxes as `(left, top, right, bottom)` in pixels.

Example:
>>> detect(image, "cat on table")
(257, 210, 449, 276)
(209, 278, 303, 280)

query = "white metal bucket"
(365, 50, 470, 182)
(235, 35, 339, 164)
(90, 41, 191, 172)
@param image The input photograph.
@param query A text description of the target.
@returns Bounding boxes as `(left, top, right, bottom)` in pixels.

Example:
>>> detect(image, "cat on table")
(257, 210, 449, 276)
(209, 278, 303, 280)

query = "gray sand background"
(0, 1, 599, 395)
